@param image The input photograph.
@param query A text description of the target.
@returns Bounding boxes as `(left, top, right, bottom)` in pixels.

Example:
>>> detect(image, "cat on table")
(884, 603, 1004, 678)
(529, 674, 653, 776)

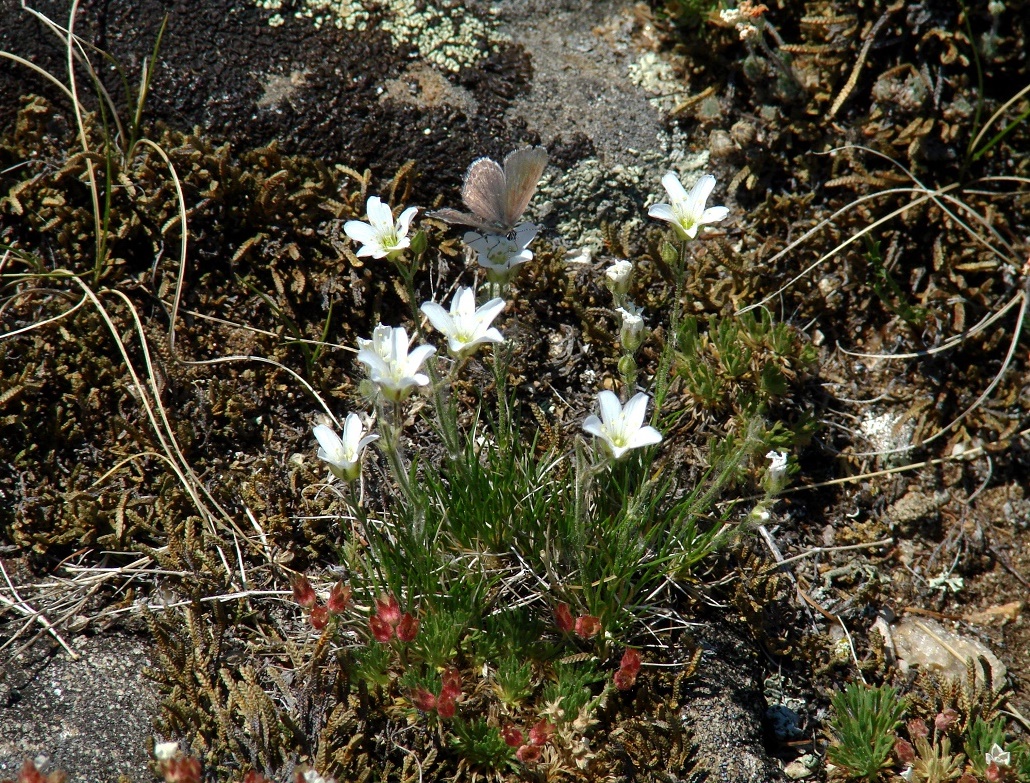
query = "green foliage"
(353, 644, 393, 689)
(827, 683, 908, 782)
(862, 235, 927, 326)
(963, 716, 1007, 778)
(493, 655, 535, 708)
(674, 310, 816, 414)
(658, 0, 719, 32)
(540, 660, 608, 721)
(449, 718, 516, 773)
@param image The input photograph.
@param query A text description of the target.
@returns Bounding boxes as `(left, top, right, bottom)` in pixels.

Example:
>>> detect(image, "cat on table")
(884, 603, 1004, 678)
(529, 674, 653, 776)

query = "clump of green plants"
(826, 682, 908, 781)
(827, 662, 1030, 783)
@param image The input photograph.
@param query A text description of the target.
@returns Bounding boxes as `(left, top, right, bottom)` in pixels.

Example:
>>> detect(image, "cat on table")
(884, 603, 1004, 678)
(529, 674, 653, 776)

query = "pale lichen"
(253, 0, 498, 72)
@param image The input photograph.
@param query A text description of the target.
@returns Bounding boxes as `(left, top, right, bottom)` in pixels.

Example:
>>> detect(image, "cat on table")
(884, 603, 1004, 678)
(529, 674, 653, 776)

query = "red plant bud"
(516, 744, 542, 763)
(16, 760, 46, 783)
(958, 776, 979, 783)
(575, 614, 601, 638)
(986, 762, 1003, 783)
(327, 583, 352, 614)
(412, 687, 437, 712)
(396, 613, 420, 642)
(529, 720, 555, 746)
(242, 772, 271, 783)
(907, 718, 929, 739)
(164, 757, 202, 783)
(619, 648, 641, 676)
(554, 603, 574, 632)
(501, 724, 524, 748)
(292, 575, 317, 609)
(894, 738, 916, 765)
(441, 668, 462, 700)
(935, 708, 959, 732)
(310, 605, 329, 630)
(614, 668, 638, 691)
(437, 694, 456, 719)
(369, 614, 394, 643)
(376, 594, 402, 626)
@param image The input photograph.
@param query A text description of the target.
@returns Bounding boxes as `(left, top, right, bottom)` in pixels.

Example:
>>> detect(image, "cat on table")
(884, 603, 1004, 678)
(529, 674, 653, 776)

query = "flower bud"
(310, 605, 329, 631)
(894, 738, 915, 765)
(516, 744, 541, 763)
(375, 594, 402, 626)
(327, 582, 352, 614)
(614, 668, 637, 691)
(292, 576, 317, 609)
(529, 720, 554, 746)
(605, 259, 633, 301)
(501, 724, 524, 748)
(412, 687, 437, 712)
(617, 305, 645, 353)
(935, 708, 959, 732)
(554, 603, 574, 632)
(436, 694, 456, 718)
(369, 614, 394, 643)
(907, 719, 929, 739)
(396, 613, 420, 642)
(574, 614, 601, 638)
(620, 648, 642, 677)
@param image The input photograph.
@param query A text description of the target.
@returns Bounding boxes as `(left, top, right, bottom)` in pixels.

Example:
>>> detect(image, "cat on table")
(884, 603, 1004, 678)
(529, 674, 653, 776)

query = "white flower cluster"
(316, 165, 731, 477)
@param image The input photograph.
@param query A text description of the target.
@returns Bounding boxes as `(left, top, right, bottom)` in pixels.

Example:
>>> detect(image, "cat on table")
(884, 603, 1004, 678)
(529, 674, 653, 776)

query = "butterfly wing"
(461, 157, 507, 229)
(427, 207, 505, 234)
(501, 146, 548, 228)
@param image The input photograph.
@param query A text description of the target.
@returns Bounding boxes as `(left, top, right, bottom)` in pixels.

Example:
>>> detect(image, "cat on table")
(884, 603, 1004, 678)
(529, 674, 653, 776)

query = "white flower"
(616, 304, 645, 352)
(356, 323, 394, 361)
(583, 391, 663, 460)
(344, 196, 419, 259)
(153, 741, 179, 761)
(356, 325, 435, 401)
(986, 743, 1011, 767)
(313, 415, 378, 482)
(464, 222, 538, 283)
(765, 449, 789, 493)
(420, 287, 505, 357)
(605, 259, 633, 298)
(303, 770, 336, 783)
(648, 173, 729, 240)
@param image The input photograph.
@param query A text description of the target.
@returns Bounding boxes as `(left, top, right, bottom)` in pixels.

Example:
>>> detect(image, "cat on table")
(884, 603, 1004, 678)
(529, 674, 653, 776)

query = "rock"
(891, 616, 1006, 683)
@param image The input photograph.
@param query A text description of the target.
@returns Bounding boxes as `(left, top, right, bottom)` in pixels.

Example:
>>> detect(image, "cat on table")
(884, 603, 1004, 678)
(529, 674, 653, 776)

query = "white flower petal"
(596, 390, 623, 425)
(475, 297, 506, 324)
(396, 206, 419, 235)
(628, 426, 663, 449)
(689, 175, 717, 215)
(623, 392, 651, 430)
(661, 171, 688, 203)
(313, 424, 345, 462)
(366, 196, 393, 229)
(420, 301, 452, 334)
(582, 414, 604, 438)
(701, 205, 729, 224)
(344, 220, 377, 245)
(647, 203, 675, 222)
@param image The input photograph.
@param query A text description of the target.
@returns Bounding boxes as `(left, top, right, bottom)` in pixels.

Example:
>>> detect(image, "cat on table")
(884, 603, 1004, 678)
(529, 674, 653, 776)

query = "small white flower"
(303, 770, 336, 783)
(766, 449, 788, 485)
(583, 391, 663, 460)
(153, 741, 179, 761)
(605, 259, 633, 299)
(313, 415, 378, 482)
(648, 173, 729, 240)
(616, 304, 645, 352)
(899, 766, 914, 782)
(356, 323, 394, 362)
(420, 287, 505, 357)
(986, 743, 1011, 767)
(356, 325, 435, 401)
(464, 222, 538, 283)
(344, 196, 419, 259)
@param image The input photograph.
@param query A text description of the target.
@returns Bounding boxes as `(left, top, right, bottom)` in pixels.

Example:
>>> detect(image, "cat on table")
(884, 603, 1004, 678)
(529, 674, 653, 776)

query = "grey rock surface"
(0, 633, 157, 782)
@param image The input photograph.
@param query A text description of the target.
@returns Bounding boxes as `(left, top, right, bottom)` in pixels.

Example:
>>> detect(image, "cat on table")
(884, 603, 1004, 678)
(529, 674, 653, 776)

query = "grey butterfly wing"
(461, 157, 508, 228)
(428, 206, 503, 233)
(501, 146, 548, 228)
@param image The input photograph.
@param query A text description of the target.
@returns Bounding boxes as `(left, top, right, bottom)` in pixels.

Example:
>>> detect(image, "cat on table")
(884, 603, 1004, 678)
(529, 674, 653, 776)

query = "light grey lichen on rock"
(254, 0, 499, 71)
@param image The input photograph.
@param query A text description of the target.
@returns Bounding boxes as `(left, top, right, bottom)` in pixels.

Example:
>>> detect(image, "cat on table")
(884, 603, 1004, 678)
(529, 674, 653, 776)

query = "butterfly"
(429, 146, 548, 235)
